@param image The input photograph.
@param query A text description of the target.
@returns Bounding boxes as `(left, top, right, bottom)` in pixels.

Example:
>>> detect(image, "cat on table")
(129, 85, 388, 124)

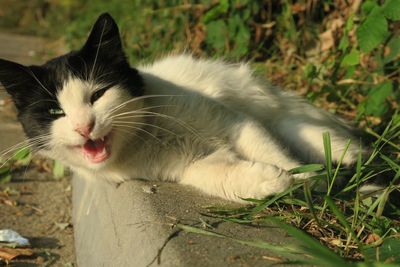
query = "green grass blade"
(289, 164, 324, 174)
(248, 183, 303, 216)
(267, 217, 351, 267)
(303, 181, 321, 226)
(325, 196, 365, 258)
(328, 139, 351, 195)
(176, 223, 301, 256)
(323, 132, 333, 180)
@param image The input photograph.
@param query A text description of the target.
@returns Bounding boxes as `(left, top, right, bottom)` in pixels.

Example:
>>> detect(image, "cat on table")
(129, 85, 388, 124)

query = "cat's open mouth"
(81, 135, 111, 163)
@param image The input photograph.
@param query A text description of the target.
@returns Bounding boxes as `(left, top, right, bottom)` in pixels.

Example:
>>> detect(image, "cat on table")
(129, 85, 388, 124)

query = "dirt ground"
(0, 170, 75, 266)
(0, 32, 75, 266)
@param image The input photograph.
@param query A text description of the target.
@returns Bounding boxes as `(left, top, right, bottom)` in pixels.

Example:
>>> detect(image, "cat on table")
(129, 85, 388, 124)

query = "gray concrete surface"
(73, 177, 305, 267)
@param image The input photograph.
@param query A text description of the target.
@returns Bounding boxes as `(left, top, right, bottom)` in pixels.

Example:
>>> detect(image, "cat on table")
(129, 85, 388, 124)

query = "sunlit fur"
(0, 14, 365, 202)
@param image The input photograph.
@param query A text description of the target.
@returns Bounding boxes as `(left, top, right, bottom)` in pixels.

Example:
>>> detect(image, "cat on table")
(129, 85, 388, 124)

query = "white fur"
(46, 55, 363, 202)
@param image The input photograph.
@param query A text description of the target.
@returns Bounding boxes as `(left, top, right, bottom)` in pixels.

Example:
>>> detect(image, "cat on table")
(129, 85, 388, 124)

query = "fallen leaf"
(55, 222, 70, 231)
(320, 30, 334, 51)
(365, 233, 382, 245)
(3, 199, 17, 207)
(0, 247, 33, 262)
(330, 238, 342, 246)
(291, 3, 306, 13)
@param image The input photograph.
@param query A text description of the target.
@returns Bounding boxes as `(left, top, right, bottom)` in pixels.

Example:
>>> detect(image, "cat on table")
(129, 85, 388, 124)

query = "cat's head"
(0, 13, 144, 171)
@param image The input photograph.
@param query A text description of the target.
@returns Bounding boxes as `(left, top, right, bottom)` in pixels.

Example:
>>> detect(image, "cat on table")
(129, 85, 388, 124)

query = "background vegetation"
(0, 0, 399, 265)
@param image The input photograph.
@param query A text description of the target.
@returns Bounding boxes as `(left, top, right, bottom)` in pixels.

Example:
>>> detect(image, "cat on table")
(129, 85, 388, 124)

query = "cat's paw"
(236, 163, 293, 202)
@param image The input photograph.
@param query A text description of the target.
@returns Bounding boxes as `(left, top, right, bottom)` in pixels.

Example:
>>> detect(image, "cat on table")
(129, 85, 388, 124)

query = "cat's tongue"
(82, 138, 110, 163)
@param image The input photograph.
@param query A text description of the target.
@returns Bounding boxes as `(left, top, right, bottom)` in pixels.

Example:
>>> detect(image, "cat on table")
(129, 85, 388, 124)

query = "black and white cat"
(0, 13, 363, 202)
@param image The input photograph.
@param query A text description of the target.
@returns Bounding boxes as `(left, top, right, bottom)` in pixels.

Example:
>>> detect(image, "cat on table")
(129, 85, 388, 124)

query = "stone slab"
(73, 176, 305, 267)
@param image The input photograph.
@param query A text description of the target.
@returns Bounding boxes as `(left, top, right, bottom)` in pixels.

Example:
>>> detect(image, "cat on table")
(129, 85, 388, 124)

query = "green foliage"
(52, 160, 65, 179)
(341, 49, 360, 66)
(0, 148, 32, 183)
(364, 238, 400, 264)
(356, 4, 388, 53)
(363, 82, 393, 116)
(382, 0, 400, 21)
(0, 147, 64, 182)
(12, 147, 32, 165)
(307, 0, 400, 127)
(0, 166, 12, 184)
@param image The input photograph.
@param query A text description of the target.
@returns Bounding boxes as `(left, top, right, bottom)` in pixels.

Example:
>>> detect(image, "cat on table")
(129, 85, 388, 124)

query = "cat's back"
(138, 54, 266, 99)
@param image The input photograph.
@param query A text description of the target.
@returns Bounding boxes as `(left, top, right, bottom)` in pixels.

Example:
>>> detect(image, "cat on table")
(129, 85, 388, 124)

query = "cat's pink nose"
(75, 122, 94, 138)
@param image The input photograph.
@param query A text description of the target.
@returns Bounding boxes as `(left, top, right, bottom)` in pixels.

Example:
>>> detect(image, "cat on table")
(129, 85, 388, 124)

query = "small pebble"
(142, 185, 157, 194)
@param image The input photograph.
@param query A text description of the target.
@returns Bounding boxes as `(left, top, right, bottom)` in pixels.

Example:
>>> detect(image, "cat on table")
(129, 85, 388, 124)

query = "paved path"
(0, 32, 45, 151)
(0, 32, 75, 266)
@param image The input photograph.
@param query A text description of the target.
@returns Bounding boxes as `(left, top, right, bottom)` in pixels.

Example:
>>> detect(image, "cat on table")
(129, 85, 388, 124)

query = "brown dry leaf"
(330, 238, 342, 247)
(320, 30, 334, 51)
(328, 18, 345, 32)
(3, 199, 17, 207)
(0, 247, 33, 261)
(291, 3, 306, 13)
(365, 233, 382, 245)
(308, 227, 323, 238)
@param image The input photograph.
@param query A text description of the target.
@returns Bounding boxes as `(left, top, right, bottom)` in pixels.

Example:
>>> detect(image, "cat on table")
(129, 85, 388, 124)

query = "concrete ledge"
(73, 176, 304, 266)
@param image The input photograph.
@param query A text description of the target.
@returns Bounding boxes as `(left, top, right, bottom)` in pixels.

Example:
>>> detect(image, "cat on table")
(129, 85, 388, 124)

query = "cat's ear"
(81, 13, 125, 61)
(0, 59, 48, 109)
(0, 58, 33, 97)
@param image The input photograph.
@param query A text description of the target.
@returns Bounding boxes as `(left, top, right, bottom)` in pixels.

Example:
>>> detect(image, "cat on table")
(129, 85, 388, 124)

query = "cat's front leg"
(180, 149, 293, 202)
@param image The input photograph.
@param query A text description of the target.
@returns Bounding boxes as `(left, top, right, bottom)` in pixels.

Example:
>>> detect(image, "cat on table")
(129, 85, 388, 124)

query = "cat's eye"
(90, 86, 111, 104)
(48, 108, 65, 116)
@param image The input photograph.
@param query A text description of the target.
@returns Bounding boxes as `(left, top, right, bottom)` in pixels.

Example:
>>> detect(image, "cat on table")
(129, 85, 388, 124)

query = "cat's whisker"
(113, 128, 147, 143)
(0, 135, 51, 159)
(26, 99, 59, 109)
(73, 56, 90, 81)
(0, 81, 25, 90)
(24, 68, 54, 97)
(108, 94, 183, 115)
(112, 124, 162, 143)
(93, 70, 120, 82)
(115, 110, 202, 140)
(113, 120, 178, 136)
(109, 104, 176, 119)
(0, 141, 49, 169)
(89, 18, 108, 83)
(115, 114, 201, 140)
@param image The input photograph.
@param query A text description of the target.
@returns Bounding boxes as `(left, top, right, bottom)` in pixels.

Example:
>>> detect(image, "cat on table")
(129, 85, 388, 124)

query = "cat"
(0, 13, 364, 202)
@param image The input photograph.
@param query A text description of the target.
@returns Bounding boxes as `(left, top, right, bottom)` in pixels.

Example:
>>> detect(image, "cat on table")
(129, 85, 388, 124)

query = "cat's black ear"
(0, 59, 48, 109)
(82, 13, 125, 61)
(0, 58, 34, 97)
